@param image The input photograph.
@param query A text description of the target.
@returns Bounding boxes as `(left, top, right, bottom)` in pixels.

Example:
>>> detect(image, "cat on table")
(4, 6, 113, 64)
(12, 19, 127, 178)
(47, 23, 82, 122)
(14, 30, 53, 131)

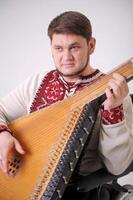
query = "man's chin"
(57, 70, 80, 77)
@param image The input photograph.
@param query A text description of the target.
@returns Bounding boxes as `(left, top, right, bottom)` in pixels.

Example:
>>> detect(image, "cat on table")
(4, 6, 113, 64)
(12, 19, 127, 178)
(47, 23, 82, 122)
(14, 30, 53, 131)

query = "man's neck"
(62, 66, 96, 83)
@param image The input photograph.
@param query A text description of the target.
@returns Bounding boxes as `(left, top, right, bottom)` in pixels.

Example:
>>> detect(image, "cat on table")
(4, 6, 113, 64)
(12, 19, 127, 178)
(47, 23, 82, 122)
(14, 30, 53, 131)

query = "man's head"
(48, 11, 92, 42)
(48, 11, 96, 82)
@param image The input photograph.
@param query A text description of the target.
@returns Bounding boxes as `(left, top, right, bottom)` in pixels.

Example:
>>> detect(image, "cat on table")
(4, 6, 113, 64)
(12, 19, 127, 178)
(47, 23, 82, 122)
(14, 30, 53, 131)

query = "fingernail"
(21, 150, 25, 154)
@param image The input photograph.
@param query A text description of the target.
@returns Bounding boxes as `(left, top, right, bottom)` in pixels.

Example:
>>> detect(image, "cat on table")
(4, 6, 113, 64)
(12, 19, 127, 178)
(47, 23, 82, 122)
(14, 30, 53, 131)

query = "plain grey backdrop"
(0, 0, 133, 184)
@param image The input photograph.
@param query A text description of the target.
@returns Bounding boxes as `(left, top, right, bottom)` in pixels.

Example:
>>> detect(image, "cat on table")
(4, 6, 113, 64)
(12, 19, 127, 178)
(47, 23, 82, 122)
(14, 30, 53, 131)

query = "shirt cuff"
(100, 104, 124, 125)
(0, 124, 12, 134)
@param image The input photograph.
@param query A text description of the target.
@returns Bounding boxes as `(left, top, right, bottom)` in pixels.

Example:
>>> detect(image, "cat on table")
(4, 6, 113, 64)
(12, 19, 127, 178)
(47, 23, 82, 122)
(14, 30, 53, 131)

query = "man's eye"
(55, 47, 62, 52)
(71, 46, 80, 50)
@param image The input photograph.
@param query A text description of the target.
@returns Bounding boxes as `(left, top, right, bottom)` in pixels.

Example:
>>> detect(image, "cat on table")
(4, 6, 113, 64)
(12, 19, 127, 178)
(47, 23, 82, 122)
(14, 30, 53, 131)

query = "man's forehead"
(51, 33, 86, 46)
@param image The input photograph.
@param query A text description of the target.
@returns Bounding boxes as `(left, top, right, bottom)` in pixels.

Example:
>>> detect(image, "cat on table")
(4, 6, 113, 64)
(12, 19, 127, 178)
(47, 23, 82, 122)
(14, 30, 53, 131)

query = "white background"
(0, 0, 133, 185)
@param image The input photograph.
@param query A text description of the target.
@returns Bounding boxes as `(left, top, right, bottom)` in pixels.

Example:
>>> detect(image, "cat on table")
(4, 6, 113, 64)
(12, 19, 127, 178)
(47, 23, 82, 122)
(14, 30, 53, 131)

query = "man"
(0, 11, 133, 199)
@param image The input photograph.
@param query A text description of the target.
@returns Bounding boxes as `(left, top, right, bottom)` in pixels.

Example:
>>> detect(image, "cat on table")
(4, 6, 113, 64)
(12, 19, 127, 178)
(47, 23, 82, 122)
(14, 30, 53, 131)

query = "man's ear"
(88, 37, 96, 55)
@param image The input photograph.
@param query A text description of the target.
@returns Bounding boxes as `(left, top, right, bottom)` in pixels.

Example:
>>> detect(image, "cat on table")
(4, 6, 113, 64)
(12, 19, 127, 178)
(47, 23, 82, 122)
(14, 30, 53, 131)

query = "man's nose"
(63, 50, 73, 60)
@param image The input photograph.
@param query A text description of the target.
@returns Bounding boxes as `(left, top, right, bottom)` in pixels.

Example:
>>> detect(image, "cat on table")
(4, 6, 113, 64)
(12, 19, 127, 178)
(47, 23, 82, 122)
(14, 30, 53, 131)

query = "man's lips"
(61, 63, 74, 67)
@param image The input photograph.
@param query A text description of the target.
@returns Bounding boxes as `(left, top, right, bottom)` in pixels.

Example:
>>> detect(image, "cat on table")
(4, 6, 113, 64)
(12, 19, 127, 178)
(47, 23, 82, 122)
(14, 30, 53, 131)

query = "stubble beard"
(56, 55, 90, 79)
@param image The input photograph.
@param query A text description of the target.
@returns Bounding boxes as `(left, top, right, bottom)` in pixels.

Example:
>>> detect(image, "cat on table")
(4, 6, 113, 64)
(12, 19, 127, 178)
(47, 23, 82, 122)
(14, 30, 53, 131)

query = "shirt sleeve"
(0, 124, 12, 134)
(100, 104, 124, 125)
(0, 72, 44, 129)
(99, 95, 133, 175)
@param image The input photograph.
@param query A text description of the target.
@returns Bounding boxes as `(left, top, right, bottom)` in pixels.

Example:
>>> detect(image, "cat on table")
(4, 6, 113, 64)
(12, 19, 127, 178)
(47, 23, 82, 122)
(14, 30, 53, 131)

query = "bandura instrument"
(0, 58, 133, 200)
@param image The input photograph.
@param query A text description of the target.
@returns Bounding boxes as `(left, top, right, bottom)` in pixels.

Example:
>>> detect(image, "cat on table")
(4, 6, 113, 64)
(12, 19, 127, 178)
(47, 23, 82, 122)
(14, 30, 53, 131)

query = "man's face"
(51, 33, 95, 81)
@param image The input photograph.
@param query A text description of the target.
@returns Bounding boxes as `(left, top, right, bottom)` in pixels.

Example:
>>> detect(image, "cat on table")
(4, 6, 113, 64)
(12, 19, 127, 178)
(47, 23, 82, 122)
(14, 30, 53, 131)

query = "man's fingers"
(0, 153, 8, 174)
(112, 73, 129, 94)
(1, 157, 8, 174)
(0, 132, 25, 176)
(108, 79, 121, 97)
(105, 87, 114, 99)
(112, 73, 126, 81)
(108, 73, 128, 98)
(14, 138, 25, 154)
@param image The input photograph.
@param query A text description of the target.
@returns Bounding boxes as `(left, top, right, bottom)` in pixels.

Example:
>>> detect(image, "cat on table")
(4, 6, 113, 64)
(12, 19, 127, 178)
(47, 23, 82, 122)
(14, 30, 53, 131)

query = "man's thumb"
(14, 139, 25, 154)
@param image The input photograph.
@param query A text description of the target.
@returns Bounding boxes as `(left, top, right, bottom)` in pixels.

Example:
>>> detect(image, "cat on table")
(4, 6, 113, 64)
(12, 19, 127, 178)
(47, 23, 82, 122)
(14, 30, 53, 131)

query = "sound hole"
(8, 155, 21, 176)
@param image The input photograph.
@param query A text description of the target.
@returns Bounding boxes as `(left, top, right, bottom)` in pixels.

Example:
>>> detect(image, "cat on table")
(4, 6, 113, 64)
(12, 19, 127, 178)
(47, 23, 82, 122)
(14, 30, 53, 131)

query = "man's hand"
(0, 131, 25, 175)
(104, 73, 129, 110)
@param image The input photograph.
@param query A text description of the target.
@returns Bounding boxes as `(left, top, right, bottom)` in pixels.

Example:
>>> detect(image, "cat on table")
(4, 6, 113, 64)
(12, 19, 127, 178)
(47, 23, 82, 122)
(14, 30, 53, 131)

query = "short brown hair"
(48, 11, 92, 42)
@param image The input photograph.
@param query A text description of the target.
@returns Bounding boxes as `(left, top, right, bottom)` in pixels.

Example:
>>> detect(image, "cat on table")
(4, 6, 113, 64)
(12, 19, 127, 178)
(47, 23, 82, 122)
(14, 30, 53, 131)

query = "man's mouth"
(61, 63, 74, 68)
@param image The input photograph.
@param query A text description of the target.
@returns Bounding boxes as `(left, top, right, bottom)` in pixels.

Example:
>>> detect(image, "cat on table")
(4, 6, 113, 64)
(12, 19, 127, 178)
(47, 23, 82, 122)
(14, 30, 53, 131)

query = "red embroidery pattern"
(30, 69, 124, 125)
(30, 69, 102, 112)
(30, 70, 66, 112)
(100, 104, 124, 125)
